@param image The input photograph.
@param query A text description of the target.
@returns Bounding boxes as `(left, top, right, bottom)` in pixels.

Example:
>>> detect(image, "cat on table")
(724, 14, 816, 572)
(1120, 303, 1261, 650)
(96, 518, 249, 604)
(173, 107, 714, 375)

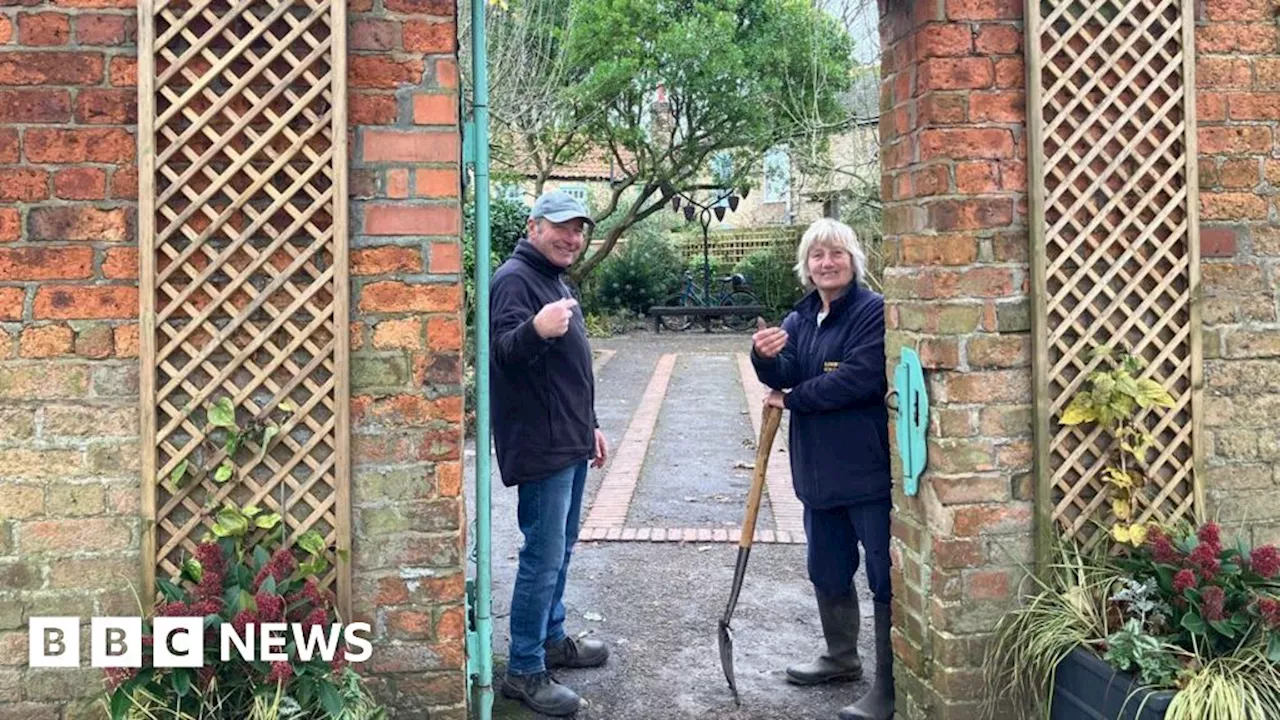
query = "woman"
(751, 218, 892, 720)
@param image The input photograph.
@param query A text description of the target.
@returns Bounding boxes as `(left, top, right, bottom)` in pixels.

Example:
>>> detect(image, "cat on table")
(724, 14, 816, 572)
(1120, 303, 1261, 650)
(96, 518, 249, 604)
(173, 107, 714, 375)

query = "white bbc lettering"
(152, 617, 204, 668)
(28, 617, 80, 668)
(91, 617, 142, 668)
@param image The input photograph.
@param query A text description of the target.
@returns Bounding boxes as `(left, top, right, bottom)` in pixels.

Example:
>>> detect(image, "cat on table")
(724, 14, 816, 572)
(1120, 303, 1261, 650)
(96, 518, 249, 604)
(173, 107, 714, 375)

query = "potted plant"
(983, 349, 1280, 718)
(100, 501, 386, 720)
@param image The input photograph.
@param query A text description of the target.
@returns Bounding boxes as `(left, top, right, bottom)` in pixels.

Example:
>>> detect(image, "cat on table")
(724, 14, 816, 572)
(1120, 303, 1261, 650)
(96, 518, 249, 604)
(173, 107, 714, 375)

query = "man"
(490, 190, 611, 716)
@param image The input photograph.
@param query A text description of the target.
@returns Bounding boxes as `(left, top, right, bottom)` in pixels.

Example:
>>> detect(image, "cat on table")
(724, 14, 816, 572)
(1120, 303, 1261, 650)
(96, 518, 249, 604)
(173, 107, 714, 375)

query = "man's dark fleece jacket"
(490, 240, 597, 487)
(751, 285, 890, 509)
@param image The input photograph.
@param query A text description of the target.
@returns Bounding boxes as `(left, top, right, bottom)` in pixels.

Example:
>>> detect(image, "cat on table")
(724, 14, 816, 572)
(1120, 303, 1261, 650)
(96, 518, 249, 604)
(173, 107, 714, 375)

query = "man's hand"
(752, 316, 788, 359)
(765, 389, 786, 409)
(592, 429, 609, 468)
(533, 298, 578, 339)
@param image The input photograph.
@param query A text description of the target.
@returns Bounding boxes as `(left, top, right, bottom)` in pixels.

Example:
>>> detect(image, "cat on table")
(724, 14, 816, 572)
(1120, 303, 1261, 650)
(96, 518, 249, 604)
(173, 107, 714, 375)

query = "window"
(763, 146, 791, 204)
(496, 183, 525, 205)
(561, 185, 588, 204)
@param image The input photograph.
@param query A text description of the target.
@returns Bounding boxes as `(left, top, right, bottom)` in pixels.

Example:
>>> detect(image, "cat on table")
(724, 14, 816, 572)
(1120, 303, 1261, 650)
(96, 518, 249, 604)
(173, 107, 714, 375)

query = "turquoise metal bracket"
(892, 347, 929, 497)
(461, 120, 476, 167)
(464, 576, 478, 701)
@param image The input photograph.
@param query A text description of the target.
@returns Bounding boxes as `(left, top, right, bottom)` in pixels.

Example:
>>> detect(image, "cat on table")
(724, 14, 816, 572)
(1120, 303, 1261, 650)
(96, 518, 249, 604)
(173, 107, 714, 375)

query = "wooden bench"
(647, 304, 768, 332)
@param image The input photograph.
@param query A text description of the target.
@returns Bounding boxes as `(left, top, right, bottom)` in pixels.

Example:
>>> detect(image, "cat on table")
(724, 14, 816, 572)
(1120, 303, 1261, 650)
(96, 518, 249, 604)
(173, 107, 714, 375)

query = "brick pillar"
(0, 4, 142, 717)
(347, 0, 468, 716)
(1195, 0, 1280, 546)
(878, 0, 1033, 717)
(0, 0, 468, 716)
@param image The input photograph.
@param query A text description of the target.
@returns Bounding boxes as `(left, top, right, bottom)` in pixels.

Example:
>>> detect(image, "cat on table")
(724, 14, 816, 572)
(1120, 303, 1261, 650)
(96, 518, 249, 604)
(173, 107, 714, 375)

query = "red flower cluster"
(156, 599, 220, 617)
(266, 661, 293, 684)
(193, 543, 225, 602)
(1145, 526, 1182, 564)
(255, 590, 286, 623)
(254, 548, 297, 591)
(104, 666, 136, 690)
(1251, 546, 1280, 579)
(1173, 568, 1197, 593)
(286, 578, 334, 621)
(231, 609, 258, 637)
(1258, 597, 1280, 629)
(1198, 522, 1222, 548)
(1202, 585, 1227, 622)
(1189, 543, 1222, 581)
(301, 606, 329, 632)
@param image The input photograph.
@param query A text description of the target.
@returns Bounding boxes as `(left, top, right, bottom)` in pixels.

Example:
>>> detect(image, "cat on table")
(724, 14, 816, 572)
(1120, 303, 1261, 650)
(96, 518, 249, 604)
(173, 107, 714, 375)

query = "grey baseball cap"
(529, 190, 595, 227)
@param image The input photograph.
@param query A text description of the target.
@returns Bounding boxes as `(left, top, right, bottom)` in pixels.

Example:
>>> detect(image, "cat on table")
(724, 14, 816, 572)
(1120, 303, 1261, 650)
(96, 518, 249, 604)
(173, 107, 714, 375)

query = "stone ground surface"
(465, 330, 876, 720)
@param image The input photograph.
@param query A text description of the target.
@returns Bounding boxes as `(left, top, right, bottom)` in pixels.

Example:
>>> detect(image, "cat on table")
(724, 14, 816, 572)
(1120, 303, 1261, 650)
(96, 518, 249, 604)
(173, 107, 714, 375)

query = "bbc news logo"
(29, 617, 373, 668)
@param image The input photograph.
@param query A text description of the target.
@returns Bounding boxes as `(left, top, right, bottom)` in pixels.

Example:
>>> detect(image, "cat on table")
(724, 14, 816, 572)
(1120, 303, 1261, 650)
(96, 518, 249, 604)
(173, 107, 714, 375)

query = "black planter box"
(1050, 646, 1176, 720)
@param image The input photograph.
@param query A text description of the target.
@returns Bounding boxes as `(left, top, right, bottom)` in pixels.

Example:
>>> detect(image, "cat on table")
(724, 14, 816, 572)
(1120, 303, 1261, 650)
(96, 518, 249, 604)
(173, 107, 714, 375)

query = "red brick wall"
(1195, 0, 1280, 547)
(0, 0, 467, 716)
(879, 0, 1033, 716)
(347, 0, 468, 715)
(0, 2, 142, 716)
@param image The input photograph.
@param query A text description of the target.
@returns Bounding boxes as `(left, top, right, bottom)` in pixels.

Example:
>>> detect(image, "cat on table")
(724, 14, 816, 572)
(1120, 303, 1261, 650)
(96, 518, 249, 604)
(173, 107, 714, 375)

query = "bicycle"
(658, 270, 760, 332)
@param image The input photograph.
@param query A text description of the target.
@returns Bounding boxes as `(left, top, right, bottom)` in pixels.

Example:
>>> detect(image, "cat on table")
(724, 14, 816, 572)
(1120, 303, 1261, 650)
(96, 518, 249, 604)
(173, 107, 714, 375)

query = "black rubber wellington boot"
(838, 601, 895, 720)
(786, 593, 863, 686)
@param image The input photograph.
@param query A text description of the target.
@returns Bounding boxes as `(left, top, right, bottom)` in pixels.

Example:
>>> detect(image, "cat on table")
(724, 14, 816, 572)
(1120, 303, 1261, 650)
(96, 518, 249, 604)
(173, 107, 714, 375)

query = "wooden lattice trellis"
(138, 0, 350, 614)
(1027, 0, 1203, 554)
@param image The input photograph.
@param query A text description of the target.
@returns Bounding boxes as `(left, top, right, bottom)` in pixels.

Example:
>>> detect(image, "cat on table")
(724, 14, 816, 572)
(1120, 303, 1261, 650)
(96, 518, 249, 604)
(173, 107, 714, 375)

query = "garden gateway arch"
(6, 0, 1280, 713)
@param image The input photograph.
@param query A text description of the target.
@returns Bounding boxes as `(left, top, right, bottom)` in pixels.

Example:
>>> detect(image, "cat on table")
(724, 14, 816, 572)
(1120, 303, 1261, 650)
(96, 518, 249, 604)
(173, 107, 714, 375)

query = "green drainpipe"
(469, 0, 495, 717)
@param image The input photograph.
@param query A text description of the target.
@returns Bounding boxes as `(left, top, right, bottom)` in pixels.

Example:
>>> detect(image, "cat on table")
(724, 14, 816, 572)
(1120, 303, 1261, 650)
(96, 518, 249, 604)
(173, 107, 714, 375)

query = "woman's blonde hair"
(794, 218, 867, 289)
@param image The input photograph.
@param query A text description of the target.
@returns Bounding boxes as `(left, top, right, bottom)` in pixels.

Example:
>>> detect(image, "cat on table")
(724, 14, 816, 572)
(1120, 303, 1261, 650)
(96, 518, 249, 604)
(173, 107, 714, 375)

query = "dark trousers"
(803, 500, 892, 605)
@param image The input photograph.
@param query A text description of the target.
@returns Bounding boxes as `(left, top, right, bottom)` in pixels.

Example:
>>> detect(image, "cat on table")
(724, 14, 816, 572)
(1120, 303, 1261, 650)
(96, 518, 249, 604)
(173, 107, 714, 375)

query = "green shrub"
(735, 244, 803, 322)
(590, 234, 684, 315)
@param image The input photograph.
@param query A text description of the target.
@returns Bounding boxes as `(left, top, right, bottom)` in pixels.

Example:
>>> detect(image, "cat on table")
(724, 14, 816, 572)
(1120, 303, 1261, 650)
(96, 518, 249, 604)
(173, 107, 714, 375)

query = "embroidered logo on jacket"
(823, 361, 840, 373)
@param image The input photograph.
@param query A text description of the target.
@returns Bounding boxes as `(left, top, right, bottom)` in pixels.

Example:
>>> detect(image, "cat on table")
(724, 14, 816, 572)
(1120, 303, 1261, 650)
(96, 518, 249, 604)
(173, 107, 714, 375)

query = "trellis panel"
(138, 0, 350, 614)
(1027, 0, 1203, 553)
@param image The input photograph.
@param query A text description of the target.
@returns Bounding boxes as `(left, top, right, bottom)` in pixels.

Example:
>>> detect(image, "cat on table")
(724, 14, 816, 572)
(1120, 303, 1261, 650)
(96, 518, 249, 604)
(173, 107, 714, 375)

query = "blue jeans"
(804, 500, 893, 605)
(508, 460, 588, 676)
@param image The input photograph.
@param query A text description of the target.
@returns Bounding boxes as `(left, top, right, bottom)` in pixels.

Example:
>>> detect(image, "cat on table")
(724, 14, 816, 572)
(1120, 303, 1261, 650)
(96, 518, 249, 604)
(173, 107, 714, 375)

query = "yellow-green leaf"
(279, 399, 298, 413)
(1114, 373, 1140, 400)
(1103, 467, 1133, 489)
(255, 512, 282, 529)
(1128, 523, 1148, 546)
(1061, 398, 1096, 425)
(258, 424, 279, 462)
(1136, 379, 1175, 409)
(1113, 524, 1132, 544)
(208, 398, 237, 429)
(169, 459, 189, 487)
(1112, 498, 1131, 521)
(214, 461, 234, 484)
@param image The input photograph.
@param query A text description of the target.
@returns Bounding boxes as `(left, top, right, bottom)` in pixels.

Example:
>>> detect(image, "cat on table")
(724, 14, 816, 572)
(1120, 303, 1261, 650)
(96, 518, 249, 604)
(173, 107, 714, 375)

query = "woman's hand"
(752, 317, 788, 359)
(765, 390, 786, 409)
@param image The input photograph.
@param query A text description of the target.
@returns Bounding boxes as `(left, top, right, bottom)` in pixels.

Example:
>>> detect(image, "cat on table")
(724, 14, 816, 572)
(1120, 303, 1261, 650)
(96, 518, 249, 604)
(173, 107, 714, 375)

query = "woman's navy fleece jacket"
(751, 285, 891, 509)
(489, 240, 597, 487)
